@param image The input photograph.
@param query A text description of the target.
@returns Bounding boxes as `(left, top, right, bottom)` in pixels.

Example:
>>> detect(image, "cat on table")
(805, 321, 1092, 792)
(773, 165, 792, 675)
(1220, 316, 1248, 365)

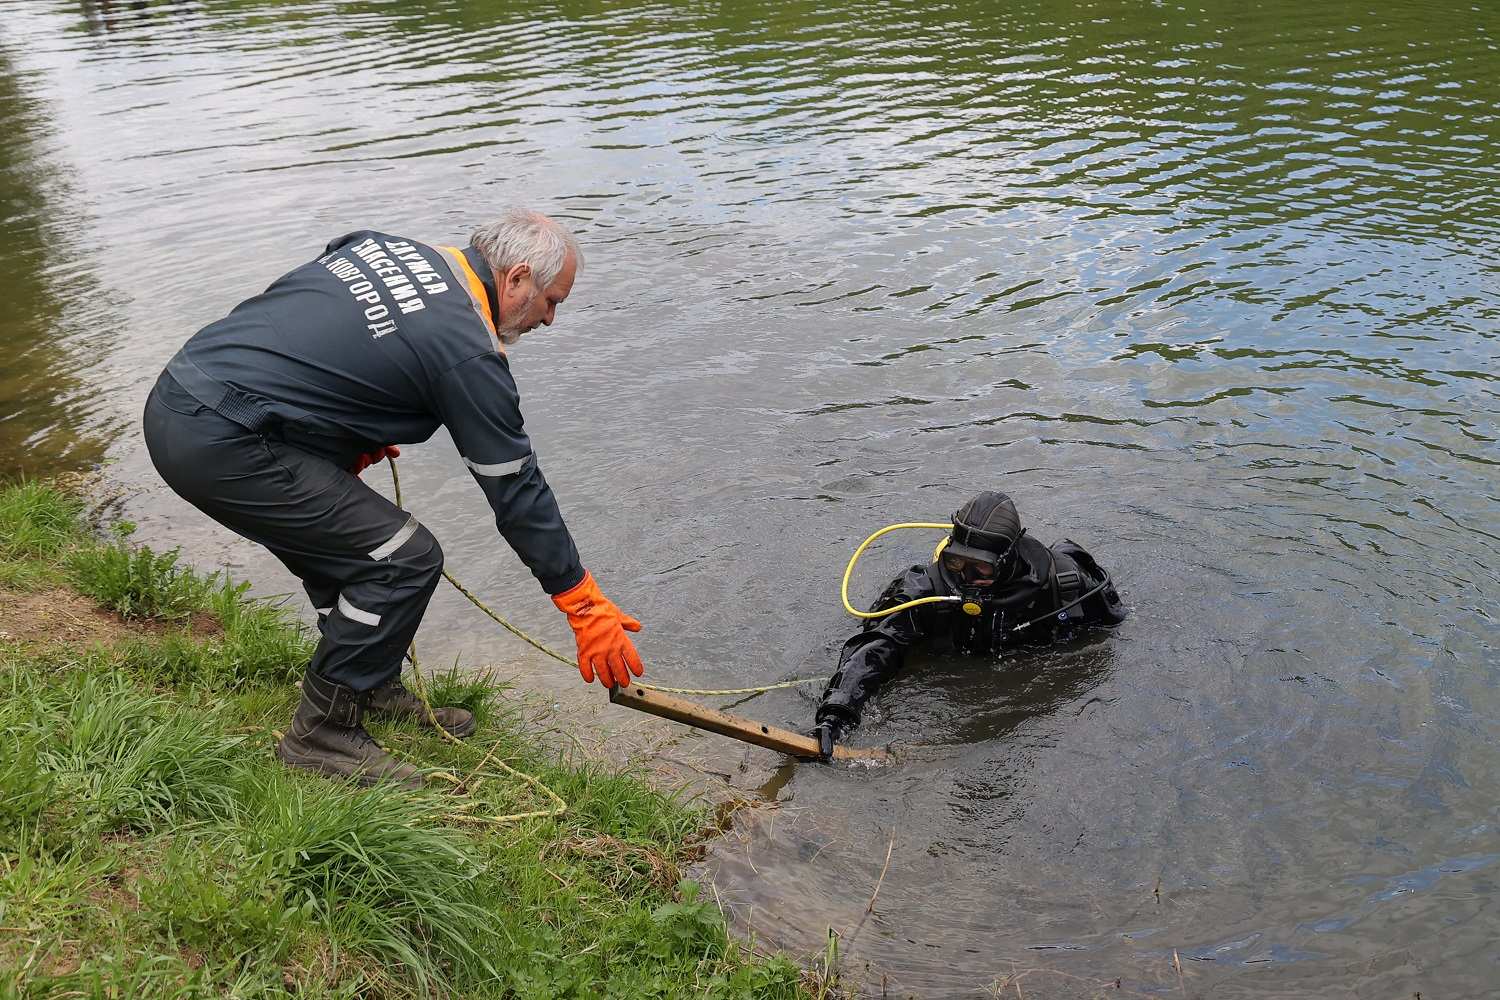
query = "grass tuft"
(238, 772, 501, 990)
(114, 581, 313, 690)
(23, 664, 245, 835)
(414, 662, 506, 730)
(0, 727, 54, 837)
(206, 580, 315, 684)
(67, 532, 220, 621)
(0, 479, 83, 560)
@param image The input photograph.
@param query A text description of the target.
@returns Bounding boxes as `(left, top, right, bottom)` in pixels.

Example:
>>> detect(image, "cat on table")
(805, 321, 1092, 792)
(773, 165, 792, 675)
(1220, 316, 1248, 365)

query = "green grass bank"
(0, 480, 812, 998)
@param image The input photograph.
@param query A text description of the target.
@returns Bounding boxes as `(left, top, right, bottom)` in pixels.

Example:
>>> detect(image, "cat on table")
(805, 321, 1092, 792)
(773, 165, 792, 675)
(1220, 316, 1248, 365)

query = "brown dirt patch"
(0, 587, 220, 650)
(86, 878, 141, 914)
(87, 835, 151, 914)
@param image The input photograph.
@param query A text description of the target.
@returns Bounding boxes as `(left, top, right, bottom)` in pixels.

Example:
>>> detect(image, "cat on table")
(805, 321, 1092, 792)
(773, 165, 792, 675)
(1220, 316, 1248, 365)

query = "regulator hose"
(840, 522, 962, 619)
(841, 521, 1113, 630)
(1003, 574, 1114, 633)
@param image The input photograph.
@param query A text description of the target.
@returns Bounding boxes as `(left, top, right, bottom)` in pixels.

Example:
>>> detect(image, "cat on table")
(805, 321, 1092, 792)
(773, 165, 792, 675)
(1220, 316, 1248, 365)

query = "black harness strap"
(1054, 567, 1082, 617)
(166, 350, 275, 433)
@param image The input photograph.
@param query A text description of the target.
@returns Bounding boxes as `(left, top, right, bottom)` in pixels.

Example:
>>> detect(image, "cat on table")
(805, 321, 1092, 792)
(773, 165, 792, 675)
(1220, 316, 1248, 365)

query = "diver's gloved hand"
(812, 708, 854, 761)
(552, 571, 645, 689)
(350, 444, 400, 476)
(813, 720, 842, 761)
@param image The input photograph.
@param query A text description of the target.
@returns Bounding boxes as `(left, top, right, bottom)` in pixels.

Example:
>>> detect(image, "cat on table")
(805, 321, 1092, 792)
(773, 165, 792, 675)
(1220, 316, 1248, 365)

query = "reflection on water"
(2, 0, 1497, 994)
(0, 47, 111, 477)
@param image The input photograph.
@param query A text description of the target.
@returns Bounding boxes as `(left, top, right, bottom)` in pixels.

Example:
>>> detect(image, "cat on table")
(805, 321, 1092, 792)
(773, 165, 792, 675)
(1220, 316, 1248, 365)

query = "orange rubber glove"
(551, 571, 645, 689)
(350, 445, 400, 476)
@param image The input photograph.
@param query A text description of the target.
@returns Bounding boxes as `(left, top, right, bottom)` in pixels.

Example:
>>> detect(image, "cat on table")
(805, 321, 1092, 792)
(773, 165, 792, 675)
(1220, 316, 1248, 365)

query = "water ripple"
(3, 0, 1498, 994)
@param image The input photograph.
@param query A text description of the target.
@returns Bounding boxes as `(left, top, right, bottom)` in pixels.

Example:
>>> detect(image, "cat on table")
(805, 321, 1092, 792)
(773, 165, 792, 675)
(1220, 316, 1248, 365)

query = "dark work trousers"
(142, 372, 443, 692)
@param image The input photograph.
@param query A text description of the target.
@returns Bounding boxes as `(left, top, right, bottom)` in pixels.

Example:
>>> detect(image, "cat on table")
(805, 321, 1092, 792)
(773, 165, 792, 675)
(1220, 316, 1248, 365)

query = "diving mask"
(940, 528, 1025, 587)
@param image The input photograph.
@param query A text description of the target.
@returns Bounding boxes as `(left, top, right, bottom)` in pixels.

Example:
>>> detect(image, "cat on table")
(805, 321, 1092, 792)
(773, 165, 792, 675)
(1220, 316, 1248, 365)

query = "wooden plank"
(608, 684, 887, 762)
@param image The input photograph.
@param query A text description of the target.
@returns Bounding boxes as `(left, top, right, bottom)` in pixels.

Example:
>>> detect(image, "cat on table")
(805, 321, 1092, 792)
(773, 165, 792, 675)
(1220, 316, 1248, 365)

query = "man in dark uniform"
(143, 208, 643, 788)
(813, 491, 1126, 758)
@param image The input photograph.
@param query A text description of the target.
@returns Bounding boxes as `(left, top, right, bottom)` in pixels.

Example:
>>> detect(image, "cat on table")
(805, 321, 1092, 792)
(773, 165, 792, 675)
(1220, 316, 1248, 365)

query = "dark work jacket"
(160, 231, 584, 595)
(816, 535, 1126, 728)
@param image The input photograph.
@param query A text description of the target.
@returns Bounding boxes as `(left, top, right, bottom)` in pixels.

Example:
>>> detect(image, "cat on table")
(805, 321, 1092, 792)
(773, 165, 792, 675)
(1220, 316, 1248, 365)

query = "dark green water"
(2, 1, 1497, 995)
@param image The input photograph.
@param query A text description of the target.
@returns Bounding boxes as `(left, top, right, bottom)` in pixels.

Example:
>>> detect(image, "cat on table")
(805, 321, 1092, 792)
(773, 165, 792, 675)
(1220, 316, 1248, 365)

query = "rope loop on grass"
(403, 653, 568, 824)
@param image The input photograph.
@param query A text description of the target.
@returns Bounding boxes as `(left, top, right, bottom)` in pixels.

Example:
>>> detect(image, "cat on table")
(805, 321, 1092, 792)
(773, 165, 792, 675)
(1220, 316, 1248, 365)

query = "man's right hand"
(350, 444, 400, 475)
(551, 571, 645, 689)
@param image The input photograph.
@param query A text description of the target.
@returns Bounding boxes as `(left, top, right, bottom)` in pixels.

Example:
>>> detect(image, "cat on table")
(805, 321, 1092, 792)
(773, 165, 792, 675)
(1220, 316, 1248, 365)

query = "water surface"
(2, 1, 1496, 995)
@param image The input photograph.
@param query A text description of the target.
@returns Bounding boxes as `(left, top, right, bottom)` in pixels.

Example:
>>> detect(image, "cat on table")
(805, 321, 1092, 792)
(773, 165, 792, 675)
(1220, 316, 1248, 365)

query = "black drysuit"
(816, 535, 1127, 730)
(143, 232, 583, 692)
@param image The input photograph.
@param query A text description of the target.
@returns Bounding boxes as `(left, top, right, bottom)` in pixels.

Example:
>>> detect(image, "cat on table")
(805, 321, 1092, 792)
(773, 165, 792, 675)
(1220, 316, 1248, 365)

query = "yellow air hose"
(841, 522, 962, 618)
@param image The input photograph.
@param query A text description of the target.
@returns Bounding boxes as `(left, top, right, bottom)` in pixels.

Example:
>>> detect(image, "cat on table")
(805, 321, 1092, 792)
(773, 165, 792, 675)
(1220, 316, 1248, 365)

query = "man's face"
(496, 253, 577, 346)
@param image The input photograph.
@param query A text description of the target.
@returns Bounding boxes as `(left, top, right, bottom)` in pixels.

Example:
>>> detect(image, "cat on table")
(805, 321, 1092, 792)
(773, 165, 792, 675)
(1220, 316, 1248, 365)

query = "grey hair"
(469, 208, 582, 289)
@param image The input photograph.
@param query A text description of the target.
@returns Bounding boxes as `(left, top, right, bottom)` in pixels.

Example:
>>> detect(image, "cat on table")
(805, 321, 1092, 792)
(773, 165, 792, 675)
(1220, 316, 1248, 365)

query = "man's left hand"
(350, 445, 401, 475)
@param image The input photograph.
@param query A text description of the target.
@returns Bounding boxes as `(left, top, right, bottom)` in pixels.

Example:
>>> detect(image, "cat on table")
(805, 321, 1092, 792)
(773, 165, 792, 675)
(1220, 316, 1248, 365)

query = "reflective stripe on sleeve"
(315, 607, 332, 616)
(369, 515, 420, 561)
(336, 594, 382, 627)
(463, 454, 530, 478)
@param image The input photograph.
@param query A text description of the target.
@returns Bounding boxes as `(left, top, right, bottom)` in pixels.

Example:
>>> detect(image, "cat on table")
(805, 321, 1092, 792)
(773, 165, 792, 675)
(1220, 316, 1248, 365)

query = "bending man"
(144, 208, 642, 788)
(814, 491, 1126, 758)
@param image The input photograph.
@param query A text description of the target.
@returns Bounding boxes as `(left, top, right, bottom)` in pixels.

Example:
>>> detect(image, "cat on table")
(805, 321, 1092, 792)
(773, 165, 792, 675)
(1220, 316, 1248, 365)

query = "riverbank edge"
(0, 479, 824, 998)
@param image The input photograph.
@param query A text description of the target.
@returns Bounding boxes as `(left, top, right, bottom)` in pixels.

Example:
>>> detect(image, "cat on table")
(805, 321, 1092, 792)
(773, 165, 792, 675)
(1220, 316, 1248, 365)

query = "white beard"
(496, 290, 537, 346)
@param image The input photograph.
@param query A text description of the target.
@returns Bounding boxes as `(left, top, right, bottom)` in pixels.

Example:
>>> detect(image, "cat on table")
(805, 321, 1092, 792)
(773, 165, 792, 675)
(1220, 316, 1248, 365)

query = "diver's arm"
(1052, 539, 1127, 626)
(814, 565, 936, 752)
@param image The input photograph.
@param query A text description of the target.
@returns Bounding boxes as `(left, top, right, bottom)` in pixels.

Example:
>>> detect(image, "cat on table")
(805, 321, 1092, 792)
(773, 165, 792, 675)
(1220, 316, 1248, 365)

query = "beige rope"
(630, 679, 819, 696)
(391, 459, 825, 698)
(391, 459, 567, 825)
(385, 456, 831, 824)
(404, 646, 568, 824)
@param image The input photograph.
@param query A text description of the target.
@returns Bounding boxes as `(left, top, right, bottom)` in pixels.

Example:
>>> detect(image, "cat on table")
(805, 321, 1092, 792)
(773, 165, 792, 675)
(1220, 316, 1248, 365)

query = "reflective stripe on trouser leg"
(335, 594, 382, 627)
(309, 524, 444, 691)
(369, 515, 421, 561)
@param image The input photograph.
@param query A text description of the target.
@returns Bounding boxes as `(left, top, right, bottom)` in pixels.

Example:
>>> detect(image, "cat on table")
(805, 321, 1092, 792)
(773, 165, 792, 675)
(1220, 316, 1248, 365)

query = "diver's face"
(962, 562, 998, 587)
(943, 551, 1000, 587)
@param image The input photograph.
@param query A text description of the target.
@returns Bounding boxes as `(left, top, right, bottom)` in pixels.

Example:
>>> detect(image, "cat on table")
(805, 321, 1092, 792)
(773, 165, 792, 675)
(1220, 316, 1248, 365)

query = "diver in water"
(813, 491, 1127, 759)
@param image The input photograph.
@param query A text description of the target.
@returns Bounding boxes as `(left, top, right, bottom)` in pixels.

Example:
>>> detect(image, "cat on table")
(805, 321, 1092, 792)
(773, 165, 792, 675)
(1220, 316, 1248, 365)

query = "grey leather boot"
(277, 670, 424, 789)
(367, 677, 477, 739)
